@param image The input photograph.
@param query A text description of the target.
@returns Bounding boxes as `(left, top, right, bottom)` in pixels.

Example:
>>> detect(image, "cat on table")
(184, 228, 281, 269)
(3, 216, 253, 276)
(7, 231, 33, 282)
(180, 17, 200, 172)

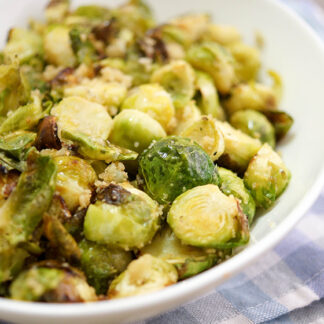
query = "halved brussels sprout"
(44, 26, 76, 67)
(216, 121, 262, 173)
(51, 96, 113, 140)
(109, 109, 166, 154)
(194, 71, 225, 121)
(141, 225, 226, 279)
(45, 0, 70, 23)
(139, 136, 217, 204)
(186, 42, 236, 94)
(54, 156, 97, 212)
(79, 239, 133, 294)
(223, 72, 282, 115)
(121, 84, 175, 132)
(61, 130, 138, 162)
(180, 116, 225, 161)
(167, 184, 249, 248)
(84, 183, 161, 250)
(244, 143, 291, 209)
(229, 42, 261, 82)
(202, 24, 241, 45)
(0, 91, 44, 134)
(64, 79, 127, 114)
(151, 60, 195, 108)
(230, 110, 276, 148)
(3, 28, 43, 64)
(10, 262, 97, 302)
(218, 167, 256, 224)
(263, 110, 294, 141)
(108, 254, 178, 299)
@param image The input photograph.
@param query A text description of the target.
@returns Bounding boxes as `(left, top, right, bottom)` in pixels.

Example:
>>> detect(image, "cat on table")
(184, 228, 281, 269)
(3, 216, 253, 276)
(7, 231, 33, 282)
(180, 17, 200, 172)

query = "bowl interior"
(0, 0, 324, 323)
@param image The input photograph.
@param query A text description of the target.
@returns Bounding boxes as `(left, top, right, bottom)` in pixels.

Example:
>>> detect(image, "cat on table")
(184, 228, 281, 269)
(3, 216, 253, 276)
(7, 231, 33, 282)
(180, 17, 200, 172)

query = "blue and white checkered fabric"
(134, 2, 324, 323)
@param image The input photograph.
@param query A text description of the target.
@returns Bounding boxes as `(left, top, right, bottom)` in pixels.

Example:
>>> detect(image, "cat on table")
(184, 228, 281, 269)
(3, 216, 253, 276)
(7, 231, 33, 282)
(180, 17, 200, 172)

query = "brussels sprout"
(0, 63, 29, 116)
(61, 130, 138, 162)
(0, 131, 36, 160)
(0, 91, 44, 134)
(263, 110, 294, 141)
(64, 79, 127, 114)
(151, 60, 195, 108)
(202, 24, 241, 45)
(79, 239, 133, 294)
(45, 0, 70, 23)
(187, 42, 236, 94)
(159, 24, 191, 49)
(0, 152, 26, 172)
(244, 143, 291, 209)
(109, 109, 166, 154)
(216, 121, 262, 173)
(218, 167, 256, 224)
(73, 5, 110, 20)
(229, 42, 261, 82)
(0, 153, 56, 247)
(167, 184, 249, 248)
(230, 110, 276, 148)
(51, 96, 113, 140)
(54, 156, 97, 212)
(141, 226, 226, 279)
(35, 116, 62, 150)
(84, 183, 161, 250)
(44, 26, 76, 67)
(108, 254, 178, 299)
(121, 84, 175, 132)
(223, 72, 282, 115)
(3, 28, 43, 64)
(10, 262, 97, 302)
(180, 116, 225, 161)
(173, 100, 201, 135)
(138, 136, 217, 204)
(194, 71, 225, 121)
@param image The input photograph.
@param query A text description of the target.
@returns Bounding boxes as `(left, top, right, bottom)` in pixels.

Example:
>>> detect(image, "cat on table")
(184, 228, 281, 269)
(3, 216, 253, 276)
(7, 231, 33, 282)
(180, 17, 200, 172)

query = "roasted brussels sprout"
(51, 96, 113, 140)
(3, 28, 43, 64)
(218, 167, 256, 224)
(79, 239, 133, 294)
(244, 144, 291, 209)
(216, 121, 262, 173)
(45, 0, 70, 23)
(10, 262, 97, 302)
(109, 109, 166, 154)
(263, 110, 294, 141)
(54, 156, 97, 212)
(0, 169, 19, 201)
(141, 226, 226, 279)
(202, 24, 241, 45)
(187, 42, 236, 94)
(230, 110, 276, 148)
(194, 71, 225, 121)
(151, 60, 195, 108)
(167, 184, 249, 248)
(44, 26, 76, 67)
(61, 130, 138, 162)
(139, 136, 217, 204)
(84, 183, 161, 250)
(180, 116, 225, 161)
(121, 84, 175, 132)
(108, 254, 178, 299)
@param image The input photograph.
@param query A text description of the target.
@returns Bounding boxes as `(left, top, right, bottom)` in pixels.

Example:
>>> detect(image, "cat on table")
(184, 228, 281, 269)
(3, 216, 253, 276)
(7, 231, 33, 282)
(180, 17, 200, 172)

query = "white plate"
(1, 0, 324, 323)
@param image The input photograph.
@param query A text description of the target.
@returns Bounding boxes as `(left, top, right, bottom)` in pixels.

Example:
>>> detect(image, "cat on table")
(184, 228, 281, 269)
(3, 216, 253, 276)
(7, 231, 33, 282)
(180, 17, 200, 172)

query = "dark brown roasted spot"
(97, 183, 132, 205)
(92, 19, 118, 43)
(35, 116, 62, 150)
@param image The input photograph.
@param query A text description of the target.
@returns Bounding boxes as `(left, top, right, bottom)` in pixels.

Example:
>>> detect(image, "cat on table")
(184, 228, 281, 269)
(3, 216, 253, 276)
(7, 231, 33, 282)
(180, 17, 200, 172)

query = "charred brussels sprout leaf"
(141, 226, 228, 279)
(10, 263, 97, 302)
(263, 110, 294, 141)
(84, 183, 161, 250)
(167, 184, 249, 248)
(108, 254, 178, 299)
(244, 144, 291, 209)
(139, 136, 217, 204)
(230, 110, 276, 148)
(35, 116, 62, 150)
(79, 239, 133, 294)
(218, 167, 256, 224)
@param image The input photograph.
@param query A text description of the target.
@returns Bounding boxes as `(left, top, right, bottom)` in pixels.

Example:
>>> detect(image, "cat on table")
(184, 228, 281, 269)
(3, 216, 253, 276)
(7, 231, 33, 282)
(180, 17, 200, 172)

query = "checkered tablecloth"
(134, 1, 324, 323)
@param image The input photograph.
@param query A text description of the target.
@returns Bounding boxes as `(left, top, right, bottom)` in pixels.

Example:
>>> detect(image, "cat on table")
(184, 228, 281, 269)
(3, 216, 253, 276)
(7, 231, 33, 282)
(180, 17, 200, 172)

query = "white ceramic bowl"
(1, 0, 324, 323)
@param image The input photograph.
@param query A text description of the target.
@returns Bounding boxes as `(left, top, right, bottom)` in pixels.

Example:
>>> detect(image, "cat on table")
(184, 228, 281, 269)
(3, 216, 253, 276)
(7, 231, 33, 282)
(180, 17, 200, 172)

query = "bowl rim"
(1, 0, 324, 320)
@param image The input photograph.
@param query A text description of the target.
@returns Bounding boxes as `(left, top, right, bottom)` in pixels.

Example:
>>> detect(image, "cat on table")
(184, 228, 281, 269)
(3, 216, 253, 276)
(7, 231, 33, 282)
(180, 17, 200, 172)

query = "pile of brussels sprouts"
(0, 0, 292, 302)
